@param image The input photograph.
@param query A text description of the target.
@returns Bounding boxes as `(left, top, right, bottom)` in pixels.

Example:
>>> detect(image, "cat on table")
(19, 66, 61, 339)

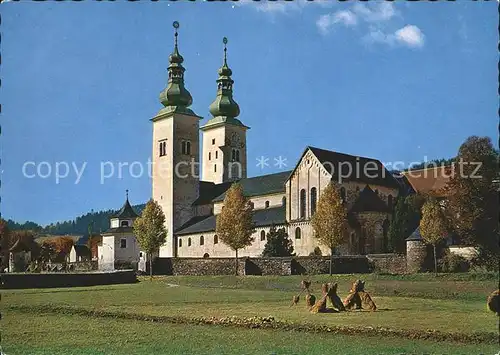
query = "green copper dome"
(208, 37, 240, 118)
(159, 21, 193, 109)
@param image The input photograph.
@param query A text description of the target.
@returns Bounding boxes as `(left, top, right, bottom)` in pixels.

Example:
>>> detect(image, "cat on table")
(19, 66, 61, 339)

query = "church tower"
(201, 37, 249, 184)
(151, 22, 201, 257)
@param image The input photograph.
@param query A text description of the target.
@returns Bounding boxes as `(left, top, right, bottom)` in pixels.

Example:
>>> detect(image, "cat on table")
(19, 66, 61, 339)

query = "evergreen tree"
(387, 196, 408, 253)
(216, 183, 255, 275)
(262, 226, 294, 257)
(387, 194, 427, 253)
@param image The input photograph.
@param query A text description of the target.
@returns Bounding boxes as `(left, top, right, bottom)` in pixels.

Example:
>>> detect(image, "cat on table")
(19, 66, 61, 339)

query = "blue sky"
(1, 0, 497, 225)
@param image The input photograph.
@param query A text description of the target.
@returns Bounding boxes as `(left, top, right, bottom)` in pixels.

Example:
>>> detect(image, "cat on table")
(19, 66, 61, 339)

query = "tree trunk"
(149, 253, 153, 280)
(235, 249, 239, 276)
(329, 247, 334, 276)
(433, 244, 437, 276)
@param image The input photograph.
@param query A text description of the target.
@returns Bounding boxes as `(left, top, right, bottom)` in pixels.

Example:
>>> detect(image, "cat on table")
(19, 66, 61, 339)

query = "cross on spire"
(223, 37, 228, 66)
(173, 21, 179, 49)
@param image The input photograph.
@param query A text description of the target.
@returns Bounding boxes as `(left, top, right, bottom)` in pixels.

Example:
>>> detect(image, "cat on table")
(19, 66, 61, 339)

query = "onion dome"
(159, 21, 193, 109)
(209, 37, 240, 118)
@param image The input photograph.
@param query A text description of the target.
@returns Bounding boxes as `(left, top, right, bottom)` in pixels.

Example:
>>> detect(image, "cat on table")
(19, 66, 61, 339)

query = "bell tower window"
(159, 141, 167, 157)
(181, 140, 191, 155)
(231, 149, 240, 162)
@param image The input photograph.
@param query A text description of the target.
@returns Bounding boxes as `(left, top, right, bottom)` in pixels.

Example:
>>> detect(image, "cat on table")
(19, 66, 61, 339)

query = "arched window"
(200, 235, 204, 246)
(388, 194, 393, 210)
(231, 149, 236, 161)
(265, 201, 270, 209)
(162, 142, 166, 156)
(214, 235, 218, 244)
(181, 141, 186, 155)
(121, 220, 129, 227)
(282, 196, 286, 206)
(216, 151, 218, 159)
(214, 164, 217, 172)
(260, 230, 266, 241)
(208, 152, 211, 161)
(186, 141, 191, 155)
(300, 189, 306, 218)
(203, 253, 210, 258)
(179, 238, 182, 248)
(310, 187, 317, 215)
(188, 238, 192, 247)
(340, 187, 346, 201)
(236, 150, 240, 162)
(295, 227, 301, 239)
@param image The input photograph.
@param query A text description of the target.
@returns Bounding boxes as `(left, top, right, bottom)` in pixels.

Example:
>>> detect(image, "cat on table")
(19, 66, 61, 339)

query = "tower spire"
(208, 37, 240, 119)
(159, 21, 193, 110)
(126, 189, 129, 201)
(223, 37, 228, 67)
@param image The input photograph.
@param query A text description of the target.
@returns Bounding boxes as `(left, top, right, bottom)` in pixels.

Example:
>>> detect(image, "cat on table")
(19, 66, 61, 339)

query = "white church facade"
(150, 22, 405, 259)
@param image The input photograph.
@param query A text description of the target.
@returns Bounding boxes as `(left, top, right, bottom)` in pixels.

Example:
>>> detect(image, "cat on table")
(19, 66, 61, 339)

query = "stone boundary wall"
(0, 270, 137, 289)
(152, 258, 247, 276)
(153, 254, 407, 276)
(367, 254, 407, 274)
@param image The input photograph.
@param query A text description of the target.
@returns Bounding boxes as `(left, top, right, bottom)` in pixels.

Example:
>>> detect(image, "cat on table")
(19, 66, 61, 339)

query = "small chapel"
(149, 22, 406, 259)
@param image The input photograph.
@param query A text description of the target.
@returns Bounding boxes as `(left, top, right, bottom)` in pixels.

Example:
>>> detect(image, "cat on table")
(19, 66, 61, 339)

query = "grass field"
(2, 273, 499, 354)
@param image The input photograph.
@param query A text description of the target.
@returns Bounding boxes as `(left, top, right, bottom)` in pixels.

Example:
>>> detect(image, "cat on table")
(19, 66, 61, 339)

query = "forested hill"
(6, 203, 146, 236)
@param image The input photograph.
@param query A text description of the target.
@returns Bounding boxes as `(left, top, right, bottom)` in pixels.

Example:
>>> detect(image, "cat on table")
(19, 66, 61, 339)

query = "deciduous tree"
(88, 235, 102, 260)
(133, 199, 167, 278)
(216, 183, 255, 275)
(420, 199, 448, 275)
(444, 136, 499, 269)
(53, 237, 74, 260)
(0, 219, 11, 269)
(310, 182, 347, 275)
(39, 241, 57, 262)
(262, 226, 294, 257)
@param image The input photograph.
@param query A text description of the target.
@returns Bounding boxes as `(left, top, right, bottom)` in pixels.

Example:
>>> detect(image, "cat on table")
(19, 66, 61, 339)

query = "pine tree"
(387, 196, 408, 252)
(420, 199, 448, 275)
(216, 183, 255, 275)
(133, 199, 167, 278)
(262, 225, 294, 257)
(310, 182, 347, 275)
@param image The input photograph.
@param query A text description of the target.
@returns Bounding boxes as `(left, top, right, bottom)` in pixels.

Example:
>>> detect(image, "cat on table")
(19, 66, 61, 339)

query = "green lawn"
(2, 273, 499, 354)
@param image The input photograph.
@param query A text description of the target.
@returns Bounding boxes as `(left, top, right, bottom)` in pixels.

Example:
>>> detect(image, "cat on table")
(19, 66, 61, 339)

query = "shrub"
(439, 251, 470, 273)
(309, 247, 322, 257)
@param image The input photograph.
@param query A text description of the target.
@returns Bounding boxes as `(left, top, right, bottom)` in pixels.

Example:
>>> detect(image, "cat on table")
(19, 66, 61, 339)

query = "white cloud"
(352, 2, 397, 23)
(363, 28, 396, 46)
(237, 0, 335, 15)
(363, 25, 425, 49)
(317, 2, 425, 50)
(316, 10, 357, 35)
(395, 25, 425, 48)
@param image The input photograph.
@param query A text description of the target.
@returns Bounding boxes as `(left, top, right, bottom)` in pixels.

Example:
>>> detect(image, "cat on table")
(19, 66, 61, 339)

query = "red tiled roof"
(402, 166, 454, 196)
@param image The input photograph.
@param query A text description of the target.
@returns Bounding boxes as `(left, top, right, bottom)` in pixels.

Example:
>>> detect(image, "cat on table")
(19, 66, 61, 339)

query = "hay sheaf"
(487, 290, 499, 315)
(8, 304, 497, 344)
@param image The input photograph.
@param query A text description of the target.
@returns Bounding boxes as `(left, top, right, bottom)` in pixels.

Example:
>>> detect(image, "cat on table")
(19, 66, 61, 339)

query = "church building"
(152, 22, 403, 259)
